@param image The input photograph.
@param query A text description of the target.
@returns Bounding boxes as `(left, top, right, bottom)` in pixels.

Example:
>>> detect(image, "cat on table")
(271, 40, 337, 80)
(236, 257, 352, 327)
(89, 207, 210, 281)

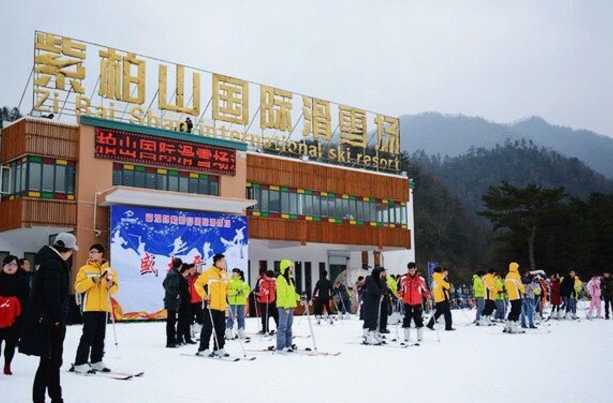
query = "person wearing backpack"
(255, 269, 278, 335)
(0, 255, 30, 375)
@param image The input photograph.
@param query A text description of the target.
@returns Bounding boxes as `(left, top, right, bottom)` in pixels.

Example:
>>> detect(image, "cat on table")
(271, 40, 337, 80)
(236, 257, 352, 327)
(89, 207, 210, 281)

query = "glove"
(91, 275, 100, 284)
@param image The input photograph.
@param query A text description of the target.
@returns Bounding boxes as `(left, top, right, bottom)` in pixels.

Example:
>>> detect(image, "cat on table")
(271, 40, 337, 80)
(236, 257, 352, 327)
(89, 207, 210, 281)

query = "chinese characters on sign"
(34, 31, 401, 172)
(94, 128, 236, 175)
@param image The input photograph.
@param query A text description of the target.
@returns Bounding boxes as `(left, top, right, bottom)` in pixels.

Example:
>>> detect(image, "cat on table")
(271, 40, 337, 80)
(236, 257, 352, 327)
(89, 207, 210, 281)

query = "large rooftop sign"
(32, 31, 400, 171)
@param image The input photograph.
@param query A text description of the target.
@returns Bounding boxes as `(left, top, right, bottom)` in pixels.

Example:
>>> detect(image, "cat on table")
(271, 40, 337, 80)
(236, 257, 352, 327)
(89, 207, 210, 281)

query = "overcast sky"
(1, 0, 612, 137)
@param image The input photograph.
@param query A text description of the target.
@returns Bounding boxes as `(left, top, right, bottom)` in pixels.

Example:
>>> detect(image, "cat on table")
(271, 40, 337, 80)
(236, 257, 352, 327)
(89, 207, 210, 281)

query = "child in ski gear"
(361, 267, 385, 344)
(19, 232, 78, 403)
(398, 262, 430, 342)
(601, 272, 613, 319)
(255, 268, 278, 334)
(587, 275, 602, 319)
(472, 270, 485, 324)
(275, 260, 301, 353)
(0, 255, 30, 375)
(195, 253, 230, 357)
(73, 244, 119, 373)
(426, 267, 454, 331)
(226, 269, 251, 340)
(313, 270, 334, 324)
(504, 262, 525, 333)
(163, 257, 183, 348)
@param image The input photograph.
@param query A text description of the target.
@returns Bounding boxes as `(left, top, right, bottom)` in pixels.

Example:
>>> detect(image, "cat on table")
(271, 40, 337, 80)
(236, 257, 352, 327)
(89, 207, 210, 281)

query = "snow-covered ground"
(3, 309, 613, 403)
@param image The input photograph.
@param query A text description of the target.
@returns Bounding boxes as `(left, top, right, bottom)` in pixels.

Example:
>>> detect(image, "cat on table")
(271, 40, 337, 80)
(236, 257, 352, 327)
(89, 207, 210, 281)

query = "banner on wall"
(110, 205, 248, 320)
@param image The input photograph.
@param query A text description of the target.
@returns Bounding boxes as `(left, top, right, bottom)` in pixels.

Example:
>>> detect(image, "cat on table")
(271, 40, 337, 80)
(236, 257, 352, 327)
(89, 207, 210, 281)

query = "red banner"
(94, 127, 236, 176)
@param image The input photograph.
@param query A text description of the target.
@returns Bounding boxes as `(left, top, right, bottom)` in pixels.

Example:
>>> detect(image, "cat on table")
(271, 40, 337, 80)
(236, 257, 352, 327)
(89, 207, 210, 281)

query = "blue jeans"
(494, 299, 506, 320)
(276, 308, 294, 351)
(226, 305, 245, 329)
(475, 297, 484, 321)
(520, 298, 535, 327)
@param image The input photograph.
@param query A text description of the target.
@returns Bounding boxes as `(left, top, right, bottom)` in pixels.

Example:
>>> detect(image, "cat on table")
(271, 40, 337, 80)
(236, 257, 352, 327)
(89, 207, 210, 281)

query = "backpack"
(0, 296, 22, 328)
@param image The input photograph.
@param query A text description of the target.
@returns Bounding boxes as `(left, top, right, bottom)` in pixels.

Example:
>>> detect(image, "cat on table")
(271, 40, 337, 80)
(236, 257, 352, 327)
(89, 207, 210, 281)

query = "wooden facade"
(0, 118, 79, 163)
(0, 198, 77, 232)
(247, 154, 409, 201)
(246, 154, 411, 250)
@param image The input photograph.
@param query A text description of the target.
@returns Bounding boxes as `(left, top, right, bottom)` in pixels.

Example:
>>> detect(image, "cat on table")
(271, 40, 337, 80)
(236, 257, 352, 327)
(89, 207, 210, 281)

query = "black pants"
(166, 309, 178, 346)
(258, 302, 279, 333)
(74, 311, 107, 365)
(508, 299, 522, 322)
(33, 325, 65, 403)
(379, 297, 390, 331)
(0, 328, 18, 367)
(403, 304, 424, 328)
(314, 298, 332, 316)
(191, 302, 203, 324)
(428, 300, 452, 328)
(604, 297, 613, 318)
(482, 299, 496, 316)
(199, 308, 226, 351)
(177, 304, 192, 343)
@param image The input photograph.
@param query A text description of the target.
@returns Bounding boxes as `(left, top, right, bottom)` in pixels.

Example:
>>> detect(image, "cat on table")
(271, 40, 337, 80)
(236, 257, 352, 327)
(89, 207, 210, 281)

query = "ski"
(95, 371, 144, 381)
(300, 348, 341, 356)
(180, 353, 240, 362)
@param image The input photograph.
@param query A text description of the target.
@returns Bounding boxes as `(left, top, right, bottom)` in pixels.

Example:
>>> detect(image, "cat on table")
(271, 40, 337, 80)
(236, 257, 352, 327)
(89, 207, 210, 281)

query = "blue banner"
(110, 205, 248, 319)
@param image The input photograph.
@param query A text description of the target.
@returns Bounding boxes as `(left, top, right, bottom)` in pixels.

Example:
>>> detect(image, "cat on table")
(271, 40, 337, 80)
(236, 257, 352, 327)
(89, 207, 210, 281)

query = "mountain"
(411, 141, 613, 218)
(400, 113, 613, 179)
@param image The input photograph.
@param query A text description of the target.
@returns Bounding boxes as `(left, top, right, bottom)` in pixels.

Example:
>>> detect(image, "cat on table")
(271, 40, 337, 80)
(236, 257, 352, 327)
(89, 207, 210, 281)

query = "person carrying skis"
(398, 262, 430, 343)
(275, 259, 301, 353)
(361, 267, 385, 345)
(255, 268, 278, 335)
(426, 267, 455, 331)
(503, 262, 525, 333)
(226, 268, 251, 340)
(195, 253, 230, 357)
(313, 270, 334, 325)
(72, 244, 119, 373)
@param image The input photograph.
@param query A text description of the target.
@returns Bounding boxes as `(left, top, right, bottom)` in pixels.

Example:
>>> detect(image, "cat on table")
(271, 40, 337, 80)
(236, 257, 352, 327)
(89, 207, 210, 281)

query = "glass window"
(261, 189, 269, 211)
(157, 174, 167, 190)
(66, 167, 75, 194)
(1, 166, 10, 194)
(123, 170, 135, 187)
(335, 198, 343, 219)
(168, 175, 178, 192)
(342, 199, 352, 219)
(304, 194, 313, 216)
(145, 172, 157, 189)
(199, 178, 210, 195)
(55, 165, 66, 193)
(281, 191, 289, 213)
(210, 178, 219, 196)
(269, 190, 281, 212)
(42, 163, 54, 192)
(29, 162, 42, 191)
(188, 178, 198, 194)
(112, 169, 122, 186)
(15, 164, 21, 193)
(319, 195, 328, 217)
(179, 177, 189, 193)
(289, 193, 298, 214)
(134, 171, 146, 188)
(313, 195, 320, 216)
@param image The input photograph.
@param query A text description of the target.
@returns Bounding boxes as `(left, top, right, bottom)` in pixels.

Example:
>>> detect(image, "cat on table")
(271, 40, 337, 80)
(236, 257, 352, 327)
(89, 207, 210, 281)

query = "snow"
(3, 309, 613, 403)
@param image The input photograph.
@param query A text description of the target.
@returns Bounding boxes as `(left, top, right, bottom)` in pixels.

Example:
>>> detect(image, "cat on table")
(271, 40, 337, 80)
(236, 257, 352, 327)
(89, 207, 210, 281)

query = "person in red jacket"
(187, 265, 203, 329)
(398, 262, 430, 343)
(255, 269, 278, 335)
(549, 273, 562, 320)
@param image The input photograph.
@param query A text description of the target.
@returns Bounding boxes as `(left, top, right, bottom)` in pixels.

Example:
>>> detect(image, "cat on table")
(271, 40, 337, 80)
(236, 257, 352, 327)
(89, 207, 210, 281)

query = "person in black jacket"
(163, 257, 182, 348)
(19, 232, 78, 403)
(176, 263, 195, 345)
(361, 267, 385, 345)
(601, 272, 613, 320)
(559, 270, 576, 319)
(313, 270, 334, 325)
(0, 255, 30, 375)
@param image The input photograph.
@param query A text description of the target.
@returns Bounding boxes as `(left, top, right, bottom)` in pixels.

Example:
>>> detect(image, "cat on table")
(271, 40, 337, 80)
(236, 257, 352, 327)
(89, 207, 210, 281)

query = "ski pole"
(107, 287, 118, 347)
(331, 297, 344, 325)
(426, 299, 441, 342)
(226, 297, 248, 358)
(253, 291, 262, 333)
(302, 296, 318, 351)
(206, 280, 222, 353)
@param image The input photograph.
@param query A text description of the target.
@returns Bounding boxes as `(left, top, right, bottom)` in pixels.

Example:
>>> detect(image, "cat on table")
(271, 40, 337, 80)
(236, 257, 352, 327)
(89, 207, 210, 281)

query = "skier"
(195, 253, 230, 357)
(361, 267, 385, 345)
(426, 267, 455, 331)
(398, 262, 430, 343)
(560, 270, 577, 319)
(503, 262, 525, 333)
(275, 260, 301, 354)
(163, 257, 183, 348)
(549, 273, 562, 319)
(313, 270, 334, 325)
(0, 255, 30, 375)
(472, 270, 485, 324)
(333, 281, 352, 317)
(586, 274, 602, 319)
(226, 268, 251, 340)
(255, 268, 278, 335)
(479, 269, 500, 326)
(601, 272, 613, 320)
(493, 273, 507, 322)
(72, 244, 119, 373)
(177, 263, 195, 345)
(520, 271, 538, 329)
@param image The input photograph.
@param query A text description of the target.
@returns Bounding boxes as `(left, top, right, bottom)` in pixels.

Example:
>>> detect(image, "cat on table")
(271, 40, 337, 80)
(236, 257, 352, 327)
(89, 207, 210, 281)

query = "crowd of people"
(2, 231, 612, 402)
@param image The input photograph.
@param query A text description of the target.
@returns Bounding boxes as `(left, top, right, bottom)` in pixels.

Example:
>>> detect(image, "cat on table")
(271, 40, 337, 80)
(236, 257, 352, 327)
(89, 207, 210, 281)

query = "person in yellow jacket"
(504, 262, 525, 334)
(426, 267, 455, 331)
(195, 253, 230, 357)
(479, 269, 501, 326)
(225, 268, 251, 340)
(72, 244, 119, 373)
(275, 259, 301, 354)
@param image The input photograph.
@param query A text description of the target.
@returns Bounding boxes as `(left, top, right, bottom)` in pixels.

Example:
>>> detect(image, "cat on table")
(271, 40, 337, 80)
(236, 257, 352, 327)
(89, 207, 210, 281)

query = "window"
(123, 170, 135, 187)
(260, 189, 269, 211)
(289, 193, 298, 214)
(281, 191, 289, 213)
(134, 170, 146, 188)
(269, 190, 280, 212)
(55, 165, 67, 193)
(42, 163, 54, 192)
(1, 166, 10, 194)
(29, 162, 41, 191)
(146, 172, 157, 189)
(178, 176, 189, 193)
(167, 175, 178, 192)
